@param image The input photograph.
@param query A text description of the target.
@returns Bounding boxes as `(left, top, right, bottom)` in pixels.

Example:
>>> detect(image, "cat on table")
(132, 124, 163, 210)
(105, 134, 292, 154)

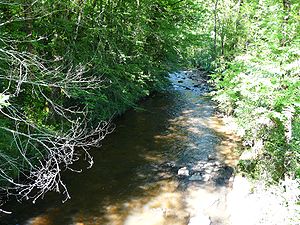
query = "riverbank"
(228, 174, 300, 225)
(187, 70, 300, 225)
(215, 114, 300, 225)
(202, 113, 300, 225)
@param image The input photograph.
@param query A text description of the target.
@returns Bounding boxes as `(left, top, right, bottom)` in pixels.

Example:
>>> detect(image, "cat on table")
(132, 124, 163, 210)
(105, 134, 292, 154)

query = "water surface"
(1, 71, 239, 225)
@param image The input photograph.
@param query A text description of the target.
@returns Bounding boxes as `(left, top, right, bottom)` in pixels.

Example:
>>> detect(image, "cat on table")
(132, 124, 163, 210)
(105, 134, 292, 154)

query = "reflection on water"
(1, 71, 239, 225)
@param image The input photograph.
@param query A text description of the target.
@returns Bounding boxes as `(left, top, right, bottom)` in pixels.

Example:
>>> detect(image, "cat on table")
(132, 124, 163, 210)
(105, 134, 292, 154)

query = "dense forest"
(0, 0, 299, 215)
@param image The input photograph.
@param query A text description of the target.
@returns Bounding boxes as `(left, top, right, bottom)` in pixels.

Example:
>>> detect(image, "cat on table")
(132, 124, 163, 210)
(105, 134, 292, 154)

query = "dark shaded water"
(0, 71, 239, 225)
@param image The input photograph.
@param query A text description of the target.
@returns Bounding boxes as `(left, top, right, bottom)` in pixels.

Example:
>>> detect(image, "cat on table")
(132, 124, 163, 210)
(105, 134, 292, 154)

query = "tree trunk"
(282, 0, 291, 46)
(74, 0, 87, 40)
(213, 0, 219, 57)
(23, 0, 33, 53)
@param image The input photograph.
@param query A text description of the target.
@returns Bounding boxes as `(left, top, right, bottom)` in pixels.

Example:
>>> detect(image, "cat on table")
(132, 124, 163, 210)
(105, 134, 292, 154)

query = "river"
(1, 71, 239, 225)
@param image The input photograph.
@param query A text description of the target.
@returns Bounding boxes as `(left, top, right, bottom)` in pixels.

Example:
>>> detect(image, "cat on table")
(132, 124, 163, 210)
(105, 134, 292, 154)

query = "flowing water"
(1, 71, 239, 225)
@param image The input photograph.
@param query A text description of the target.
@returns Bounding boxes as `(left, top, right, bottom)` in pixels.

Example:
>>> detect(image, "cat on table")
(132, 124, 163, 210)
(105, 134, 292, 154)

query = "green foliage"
(0, 0, 200, 188)
(290, 118, 300, 178)
(0, 94, 10, 108)
(206, 0, 300, 182)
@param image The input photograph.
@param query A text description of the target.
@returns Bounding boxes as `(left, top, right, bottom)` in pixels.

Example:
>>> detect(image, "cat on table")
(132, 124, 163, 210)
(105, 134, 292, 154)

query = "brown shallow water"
(0, 71, 239, 225)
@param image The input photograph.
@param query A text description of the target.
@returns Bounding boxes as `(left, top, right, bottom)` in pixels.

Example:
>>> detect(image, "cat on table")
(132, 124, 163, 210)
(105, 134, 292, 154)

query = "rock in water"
(207, 154, 216, 161)
(178, 167, 189, 176)
(189, 173, 203, 181)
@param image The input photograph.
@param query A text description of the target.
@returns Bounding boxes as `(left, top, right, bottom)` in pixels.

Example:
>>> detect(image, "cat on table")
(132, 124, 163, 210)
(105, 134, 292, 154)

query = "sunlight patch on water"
(68, 181, 189, 225)
(186, 185, 230, 225)
(123, 189, 187, 225)
(27, 215, 52, 225)
(154, 133, 187, 142)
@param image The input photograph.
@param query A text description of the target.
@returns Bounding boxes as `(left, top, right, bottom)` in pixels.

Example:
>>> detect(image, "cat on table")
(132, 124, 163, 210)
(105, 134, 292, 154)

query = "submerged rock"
(189, 173, 203, 181)
(207, 154, 216, 161)
(178, 167, 189, 176)
(164, 161, 176, 168)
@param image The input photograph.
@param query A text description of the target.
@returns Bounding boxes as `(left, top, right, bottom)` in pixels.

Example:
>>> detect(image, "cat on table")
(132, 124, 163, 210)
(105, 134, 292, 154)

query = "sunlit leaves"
(207, 0, 300, 181)
(0, 94, 10, 109)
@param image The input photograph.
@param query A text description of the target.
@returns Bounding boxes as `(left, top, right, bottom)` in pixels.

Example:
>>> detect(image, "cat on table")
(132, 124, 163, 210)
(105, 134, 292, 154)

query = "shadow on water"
(0, 71, 240, 225)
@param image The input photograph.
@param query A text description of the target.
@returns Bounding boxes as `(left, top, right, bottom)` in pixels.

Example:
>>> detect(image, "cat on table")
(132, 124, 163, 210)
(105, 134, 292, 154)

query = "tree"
(0, 0, 200, 212)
